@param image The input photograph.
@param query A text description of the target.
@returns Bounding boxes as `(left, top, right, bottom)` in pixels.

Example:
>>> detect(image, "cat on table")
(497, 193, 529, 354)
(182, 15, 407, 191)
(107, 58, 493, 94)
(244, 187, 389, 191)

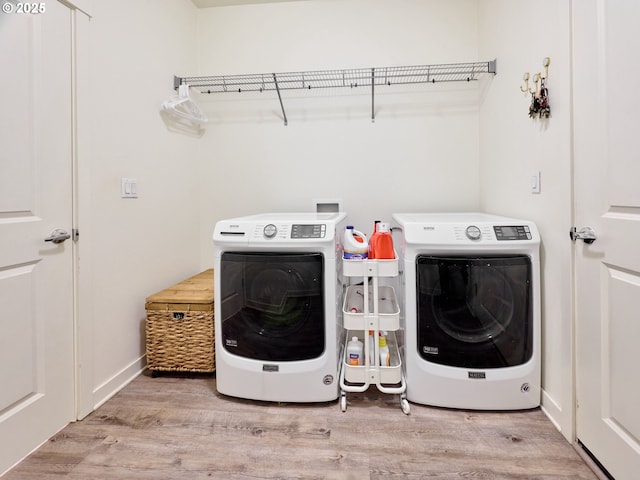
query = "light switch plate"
(531, 171, 541, 194)
(121, 178, 138, 198)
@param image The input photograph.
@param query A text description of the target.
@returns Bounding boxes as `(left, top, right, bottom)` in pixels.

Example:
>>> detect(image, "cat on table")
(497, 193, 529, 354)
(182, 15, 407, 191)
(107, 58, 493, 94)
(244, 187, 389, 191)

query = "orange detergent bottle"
(368, 220, 381, 259)
(370, 222, 395, 259)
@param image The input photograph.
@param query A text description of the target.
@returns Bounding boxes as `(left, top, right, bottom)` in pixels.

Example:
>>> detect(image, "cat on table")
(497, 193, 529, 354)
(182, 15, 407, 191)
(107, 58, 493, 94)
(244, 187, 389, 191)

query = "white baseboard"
(92, 355, 146, 411)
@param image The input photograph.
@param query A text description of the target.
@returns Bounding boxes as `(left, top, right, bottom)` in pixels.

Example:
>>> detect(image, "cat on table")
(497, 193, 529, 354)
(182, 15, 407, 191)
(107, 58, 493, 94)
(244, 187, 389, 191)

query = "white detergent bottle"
(346, 336, 364, 366)
(343, 226, 368, 259)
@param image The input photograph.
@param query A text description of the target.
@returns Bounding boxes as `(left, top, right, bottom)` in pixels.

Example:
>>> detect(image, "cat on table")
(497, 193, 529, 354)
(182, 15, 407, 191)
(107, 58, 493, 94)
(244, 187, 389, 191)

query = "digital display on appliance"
(291, 224, 326, 239)
(494, 225, 532, 241)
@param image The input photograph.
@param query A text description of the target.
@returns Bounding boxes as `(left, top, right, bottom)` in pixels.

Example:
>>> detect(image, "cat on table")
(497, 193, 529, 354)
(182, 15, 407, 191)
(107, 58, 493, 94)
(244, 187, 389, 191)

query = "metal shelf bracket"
(273, 73, 288, 126)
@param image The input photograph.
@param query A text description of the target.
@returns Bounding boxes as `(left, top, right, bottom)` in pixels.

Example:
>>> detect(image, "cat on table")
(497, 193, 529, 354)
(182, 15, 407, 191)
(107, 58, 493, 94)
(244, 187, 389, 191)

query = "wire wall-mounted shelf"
(174, 59, 496, 125)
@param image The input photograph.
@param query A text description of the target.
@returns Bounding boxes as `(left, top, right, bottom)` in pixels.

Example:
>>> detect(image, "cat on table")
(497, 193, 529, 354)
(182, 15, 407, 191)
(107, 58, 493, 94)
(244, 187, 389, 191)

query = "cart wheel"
(340, 393, 347, 412)
(400, 396, 410, 415)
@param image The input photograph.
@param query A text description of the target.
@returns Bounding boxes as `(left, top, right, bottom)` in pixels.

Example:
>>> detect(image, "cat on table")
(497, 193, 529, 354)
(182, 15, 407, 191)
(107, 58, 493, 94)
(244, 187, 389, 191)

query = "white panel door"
(0, 2, 75, 474)
(573, 1, 640, 479)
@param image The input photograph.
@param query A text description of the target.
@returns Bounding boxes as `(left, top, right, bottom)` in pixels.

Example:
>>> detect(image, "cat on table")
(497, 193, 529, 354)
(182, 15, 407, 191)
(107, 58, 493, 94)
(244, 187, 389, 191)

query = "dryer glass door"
(220, 252, 325, 361)
(416, 255, 532, 368)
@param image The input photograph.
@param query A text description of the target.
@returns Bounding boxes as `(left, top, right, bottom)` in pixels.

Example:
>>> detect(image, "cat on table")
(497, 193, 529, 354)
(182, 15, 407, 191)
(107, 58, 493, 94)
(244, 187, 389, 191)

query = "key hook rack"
(520, 57, 550, 94)
(521, 57, 551, 119)
(173, 60, 497, 125)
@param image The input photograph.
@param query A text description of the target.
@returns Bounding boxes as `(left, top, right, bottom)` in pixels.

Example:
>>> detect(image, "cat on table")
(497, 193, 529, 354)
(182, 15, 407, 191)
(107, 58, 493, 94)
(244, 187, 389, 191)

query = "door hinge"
(72, 228, 80, 241)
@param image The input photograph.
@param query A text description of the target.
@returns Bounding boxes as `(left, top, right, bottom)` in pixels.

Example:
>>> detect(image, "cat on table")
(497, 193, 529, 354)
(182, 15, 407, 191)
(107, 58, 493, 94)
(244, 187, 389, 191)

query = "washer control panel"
(252, 223, 327, 240)
(494, 225, 532, 241)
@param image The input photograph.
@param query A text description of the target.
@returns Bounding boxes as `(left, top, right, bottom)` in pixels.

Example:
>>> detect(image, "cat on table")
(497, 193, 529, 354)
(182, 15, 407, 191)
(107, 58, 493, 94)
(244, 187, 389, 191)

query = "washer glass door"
(220, 252, 325, 361)
(416, 255, 532, 368)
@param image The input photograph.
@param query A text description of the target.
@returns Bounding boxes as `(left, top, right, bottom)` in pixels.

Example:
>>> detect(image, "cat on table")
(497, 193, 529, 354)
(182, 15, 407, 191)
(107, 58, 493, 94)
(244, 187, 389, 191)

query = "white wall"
(79, 0, 576, 441)
(80, 0, 201, 413)
(194, 0, 576, 438)
(195, 0, 483, 263)
(478, 0, 574, 438)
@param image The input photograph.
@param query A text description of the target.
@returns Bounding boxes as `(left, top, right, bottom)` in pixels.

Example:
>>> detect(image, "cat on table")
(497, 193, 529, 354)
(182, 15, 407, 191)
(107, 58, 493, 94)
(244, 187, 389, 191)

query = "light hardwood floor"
(3, 372, 599, 479)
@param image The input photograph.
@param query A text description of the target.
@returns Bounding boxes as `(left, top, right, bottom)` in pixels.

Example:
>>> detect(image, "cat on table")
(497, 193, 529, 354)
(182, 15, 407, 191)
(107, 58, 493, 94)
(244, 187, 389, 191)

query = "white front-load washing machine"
(213, 212, 347, 403)
(392, 213, 541, 410)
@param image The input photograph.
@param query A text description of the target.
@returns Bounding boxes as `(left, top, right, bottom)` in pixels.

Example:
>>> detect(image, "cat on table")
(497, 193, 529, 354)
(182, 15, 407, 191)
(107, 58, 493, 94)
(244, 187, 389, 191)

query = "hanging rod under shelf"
(174, 60, 496, 125)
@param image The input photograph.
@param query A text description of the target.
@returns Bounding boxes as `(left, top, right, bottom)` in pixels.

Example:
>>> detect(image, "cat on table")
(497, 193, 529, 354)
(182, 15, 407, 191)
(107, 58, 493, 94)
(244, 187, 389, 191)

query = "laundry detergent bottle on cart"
(343, 226, 368, 259)
(369, 222, 395, 259)
(368, 220, 381, 259)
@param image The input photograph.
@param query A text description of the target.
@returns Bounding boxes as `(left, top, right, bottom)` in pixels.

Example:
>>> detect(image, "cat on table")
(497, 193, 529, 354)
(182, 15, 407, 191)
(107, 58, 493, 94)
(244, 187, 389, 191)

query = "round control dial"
(465, 225, 481, 240)
(263, 224, 277, 238)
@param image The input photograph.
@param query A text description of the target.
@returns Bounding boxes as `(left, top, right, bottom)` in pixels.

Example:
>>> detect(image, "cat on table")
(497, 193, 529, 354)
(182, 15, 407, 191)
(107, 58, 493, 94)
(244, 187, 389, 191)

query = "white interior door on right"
(573, 1, 640, 479)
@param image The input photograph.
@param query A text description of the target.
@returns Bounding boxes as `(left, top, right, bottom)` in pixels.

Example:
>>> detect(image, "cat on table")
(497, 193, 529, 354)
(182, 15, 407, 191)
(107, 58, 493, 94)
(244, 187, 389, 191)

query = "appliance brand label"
(263, 364, 279, 372)
(468, 371, 486, 379)
(225, 339, 238, 348)
(423, 346, 439, 355)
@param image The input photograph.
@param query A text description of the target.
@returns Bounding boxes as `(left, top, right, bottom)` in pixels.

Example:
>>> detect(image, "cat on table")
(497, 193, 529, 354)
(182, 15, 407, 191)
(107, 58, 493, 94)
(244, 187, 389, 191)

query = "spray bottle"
(378, 331, 390, 367)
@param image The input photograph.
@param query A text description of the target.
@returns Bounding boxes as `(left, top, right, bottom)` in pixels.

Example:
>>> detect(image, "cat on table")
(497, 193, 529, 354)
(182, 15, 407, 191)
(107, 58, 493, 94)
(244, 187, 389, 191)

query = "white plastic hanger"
(161, 84, 208, 125)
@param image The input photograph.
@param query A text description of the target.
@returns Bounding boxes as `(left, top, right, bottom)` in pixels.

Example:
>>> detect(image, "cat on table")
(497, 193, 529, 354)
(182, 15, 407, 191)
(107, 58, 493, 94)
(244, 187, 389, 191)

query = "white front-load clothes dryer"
(392, 213, 541, 410)
(213, 212, 347, 403)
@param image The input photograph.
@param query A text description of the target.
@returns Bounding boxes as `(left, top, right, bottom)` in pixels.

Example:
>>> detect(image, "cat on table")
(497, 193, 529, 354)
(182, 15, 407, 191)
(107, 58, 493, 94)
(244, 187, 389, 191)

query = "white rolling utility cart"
(339, 256, 409, 414)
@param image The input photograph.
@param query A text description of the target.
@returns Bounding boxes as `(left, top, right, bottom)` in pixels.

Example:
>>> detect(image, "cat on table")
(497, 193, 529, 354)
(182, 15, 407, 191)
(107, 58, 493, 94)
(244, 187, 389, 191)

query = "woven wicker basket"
(145, 269, 215, 374)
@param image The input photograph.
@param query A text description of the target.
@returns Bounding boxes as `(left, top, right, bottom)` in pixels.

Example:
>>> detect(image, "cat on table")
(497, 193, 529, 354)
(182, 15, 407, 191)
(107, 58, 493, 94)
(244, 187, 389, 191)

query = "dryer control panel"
(392, 213, 540, 247)
(494, 225, 532, 241)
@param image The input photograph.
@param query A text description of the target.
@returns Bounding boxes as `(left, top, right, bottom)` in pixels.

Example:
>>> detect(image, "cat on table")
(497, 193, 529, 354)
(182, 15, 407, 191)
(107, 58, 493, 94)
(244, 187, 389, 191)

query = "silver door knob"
(44, 229, 71, 244)
(570, 226, 597, 244)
